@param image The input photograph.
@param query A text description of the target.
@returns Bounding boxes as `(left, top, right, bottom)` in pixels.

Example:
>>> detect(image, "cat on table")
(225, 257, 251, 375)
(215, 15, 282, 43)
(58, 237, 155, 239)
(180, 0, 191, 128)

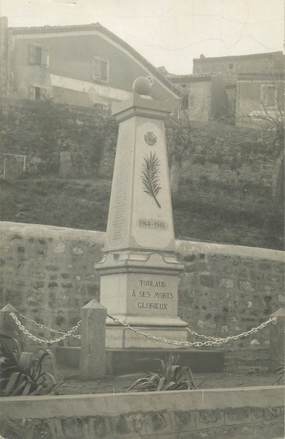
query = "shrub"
(127, 354, 196, 392)
(274, 362, 285, 384)
(0, 334, 58, 396)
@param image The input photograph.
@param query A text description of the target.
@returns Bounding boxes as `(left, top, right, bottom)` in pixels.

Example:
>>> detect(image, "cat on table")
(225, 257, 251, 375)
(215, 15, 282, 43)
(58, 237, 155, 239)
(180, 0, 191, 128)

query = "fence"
(1, 301, 284, 379)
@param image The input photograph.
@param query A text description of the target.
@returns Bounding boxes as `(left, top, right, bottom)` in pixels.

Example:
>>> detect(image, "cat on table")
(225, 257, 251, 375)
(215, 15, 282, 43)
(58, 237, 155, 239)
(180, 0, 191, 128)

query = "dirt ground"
(56, 367, 278, 395)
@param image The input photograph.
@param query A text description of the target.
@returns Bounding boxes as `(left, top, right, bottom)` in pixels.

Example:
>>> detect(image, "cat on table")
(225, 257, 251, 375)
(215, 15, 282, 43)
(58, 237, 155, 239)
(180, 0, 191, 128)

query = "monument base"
(105, 320, 189, 349)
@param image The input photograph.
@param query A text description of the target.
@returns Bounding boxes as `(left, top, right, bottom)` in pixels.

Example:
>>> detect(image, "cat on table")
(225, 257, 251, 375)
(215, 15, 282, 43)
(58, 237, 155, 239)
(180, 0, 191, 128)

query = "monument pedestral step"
(107, 348, 225, 374)
(106, 315, 188, 327)
(55, 346, 225, 373)
(105, 324, 189, 349)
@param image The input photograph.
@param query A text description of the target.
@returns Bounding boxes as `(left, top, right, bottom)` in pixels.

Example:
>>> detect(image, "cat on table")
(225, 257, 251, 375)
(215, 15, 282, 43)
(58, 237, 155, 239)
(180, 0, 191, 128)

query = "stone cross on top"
(96, 77, 187, 348)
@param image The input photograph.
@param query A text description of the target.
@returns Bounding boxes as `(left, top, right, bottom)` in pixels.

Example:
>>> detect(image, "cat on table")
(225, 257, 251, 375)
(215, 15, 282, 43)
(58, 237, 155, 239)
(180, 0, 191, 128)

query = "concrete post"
(80, 299, 107, 380)
(270, 308, 285, 371)
(0, 303, 19, 338)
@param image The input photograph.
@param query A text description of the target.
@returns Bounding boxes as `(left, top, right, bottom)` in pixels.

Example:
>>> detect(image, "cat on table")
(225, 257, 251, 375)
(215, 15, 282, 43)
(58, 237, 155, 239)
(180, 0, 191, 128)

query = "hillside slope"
(0, 176, 283, 249)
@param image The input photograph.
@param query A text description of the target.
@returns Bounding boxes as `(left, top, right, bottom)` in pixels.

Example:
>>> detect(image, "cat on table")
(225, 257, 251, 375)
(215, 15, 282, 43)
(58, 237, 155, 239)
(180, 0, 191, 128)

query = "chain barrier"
(185, 317, 275, 346)
(107, 314, 275, 348)
(17, 311, 78, 337)
(9, 312, 81, 346)
(8, 311, 276, 348)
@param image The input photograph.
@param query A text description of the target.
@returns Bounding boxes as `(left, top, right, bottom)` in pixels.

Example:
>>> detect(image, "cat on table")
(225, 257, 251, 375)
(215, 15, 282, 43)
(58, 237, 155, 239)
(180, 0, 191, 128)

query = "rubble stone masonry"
(0, 222, 283, 354)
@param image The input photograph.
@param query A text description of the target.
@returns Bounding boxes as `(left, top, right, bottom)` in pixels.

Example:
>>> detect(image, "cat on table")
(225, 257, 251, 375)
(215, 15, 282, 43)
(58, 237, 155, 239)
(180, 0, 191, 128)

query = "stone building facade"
(0, 20, 180, 110)
(236, 73, 284, 127)
(193, 51, 284, 81)
(190, 51, 285, 125)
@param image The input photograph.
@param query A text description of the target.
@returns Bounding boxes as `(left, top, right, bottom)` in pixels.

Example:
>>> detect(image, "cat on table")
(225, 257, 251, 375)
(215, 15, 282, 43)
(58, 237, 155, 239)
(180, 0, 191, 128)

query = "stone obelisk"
(96, 77, 188, 348)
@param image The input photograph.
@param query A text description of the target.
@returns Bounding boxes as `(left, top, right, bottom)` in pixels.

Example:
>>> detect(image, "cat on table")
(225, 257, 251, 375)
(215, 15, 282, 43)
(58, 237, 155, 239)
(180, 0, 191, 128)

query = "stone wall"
(0, 386, 284, 439)
(177, 240, 284, 346)
(0, 222, 284, 349)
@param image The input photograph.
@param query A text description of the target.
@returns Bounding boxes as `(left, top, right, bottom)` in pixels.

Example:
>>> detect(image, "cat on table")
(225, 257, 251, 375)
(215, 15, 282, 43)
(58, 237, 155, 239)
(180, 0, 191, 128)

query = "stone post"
(0, 303, 19, 338)
(80, 299, 107, 380)
(270, 308, 285, 371)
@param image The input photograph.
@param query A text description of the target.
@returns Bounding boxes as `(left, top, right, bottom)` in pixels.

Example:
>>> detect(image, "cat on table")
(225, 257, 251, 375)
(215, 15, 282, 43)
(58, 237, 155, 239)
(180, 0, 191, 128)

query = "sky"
(1, 0, 284, 74)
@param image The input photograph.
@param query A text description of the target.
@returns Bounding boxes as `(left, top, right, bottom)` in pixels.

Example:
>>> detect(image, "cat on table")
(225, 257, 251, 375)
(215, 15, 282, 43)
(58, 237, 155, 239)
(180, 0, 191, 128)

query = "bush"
(127, 354, 196, 392)
(0, 334, 59, 396)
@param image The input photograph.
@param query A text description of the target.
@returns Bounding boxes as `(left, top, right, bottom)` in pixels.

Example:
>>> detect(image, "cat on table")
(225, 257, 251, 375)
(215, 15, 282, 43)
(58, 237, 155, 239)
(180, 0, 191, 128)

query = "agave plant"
(0, 333, 58, 396)
(274, 362, 285, 384)
(128, 354, 196, 392)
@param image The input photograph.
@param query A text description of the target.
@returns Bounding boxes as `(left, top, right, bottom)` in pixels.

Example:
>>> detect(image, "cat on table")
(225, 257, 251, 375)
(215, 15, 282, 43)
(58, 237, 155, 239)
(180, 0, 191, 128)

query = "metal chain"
(8, 311, 276, 348)
(108, 314, 275, 348)
(17, 311, 81, 338)
(9, 313, 81, 345)
(186, 318, 276, 344)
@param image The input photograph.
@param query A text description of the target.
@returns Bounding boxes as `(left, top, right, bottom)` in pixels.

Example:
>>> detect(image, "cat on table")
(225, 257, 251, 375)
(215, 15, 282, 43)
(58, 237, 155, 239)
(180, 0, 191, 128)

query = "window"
(91, 57, 109, 82)
(28, 45, 49, 67)
(228, 63, 234, 70)
(181, 94, 189, 110)
(261, 85, 277, 108)
(29, 86, 49, 101)
(34, 87, 41, 100)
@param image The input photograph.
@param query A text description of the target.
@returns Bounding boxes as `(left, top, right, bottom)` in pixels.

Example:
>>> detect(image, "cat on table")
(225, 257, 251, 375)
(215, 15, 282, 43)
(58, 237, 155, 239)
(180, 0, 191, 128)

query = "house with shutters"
(235, 72, 284, 127)
(193, 51, 285, 126)
(1, 21, 180, 111)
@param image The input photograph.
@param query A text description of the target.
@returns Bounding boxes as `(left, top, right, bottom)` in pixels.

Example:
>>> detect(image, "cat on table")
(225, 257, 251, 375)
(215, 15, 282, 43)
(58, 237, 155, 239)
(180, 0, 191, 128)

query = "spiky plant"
(128, 354, 196, 392)
(0, 334, 58, 396)
(274, 362, 285, 384)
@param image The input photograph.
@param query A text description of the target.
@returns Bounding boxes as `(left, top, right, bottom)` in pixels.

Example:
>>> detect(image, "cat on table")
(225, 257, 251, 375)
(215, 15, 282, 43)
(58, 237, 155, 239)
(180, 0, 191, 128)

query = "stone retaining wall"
(0, 386, 284, 439)
(0, 222, 284, 349)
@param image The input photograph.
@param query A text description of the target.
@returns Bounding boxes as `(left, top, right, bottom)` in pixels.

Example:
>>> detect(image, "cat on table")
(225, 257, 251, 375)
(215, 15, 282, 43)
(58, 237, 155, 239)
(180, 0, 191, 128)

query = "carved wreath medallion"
(144, 131, 157, 146)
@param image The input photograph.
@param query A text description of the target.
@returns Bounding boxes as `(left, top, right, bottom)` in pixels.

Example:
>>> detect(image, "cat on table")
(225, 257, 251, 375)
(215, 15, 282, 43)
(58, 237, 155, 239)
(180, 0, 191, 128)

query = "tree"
(166, 115, 192, 196)
(250, 90, 284, 207)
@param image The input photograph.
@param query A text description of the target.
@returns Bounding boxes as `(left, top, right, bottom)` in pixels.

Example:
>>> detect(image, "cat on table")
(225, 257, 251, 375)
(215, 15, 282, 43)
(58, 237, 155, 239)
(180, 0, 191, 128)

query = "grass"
(0, 176, 283, 249)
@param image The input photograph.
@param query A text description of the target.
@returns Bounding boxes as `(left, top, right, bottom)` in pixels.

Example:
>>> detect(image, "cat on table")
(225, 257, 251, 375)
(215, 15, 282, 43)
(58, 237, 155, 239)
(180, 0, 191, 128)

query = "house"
(192, 51, 284, 126)
(0, 20, 180, 111)
(163, 71, 235, 123)
(236, 73, 285, 127)
(163, 73, 212, 122)
(193, 51, 284, 81)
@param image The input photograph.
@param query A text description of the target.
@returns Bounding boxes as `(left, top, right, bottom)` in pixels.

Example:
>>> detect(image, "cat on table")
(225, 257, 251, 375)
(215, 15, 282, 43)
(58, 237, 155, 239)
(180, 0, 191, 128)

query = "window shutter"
(101, 61, 108, 81)
(262, 85, 277, 108)
(28, 45, 36, 64)
(41, 49, 49, 67)
(28, 45, 44, 65)
(92, 57, 109, 82)
(28, 86, 36, 99)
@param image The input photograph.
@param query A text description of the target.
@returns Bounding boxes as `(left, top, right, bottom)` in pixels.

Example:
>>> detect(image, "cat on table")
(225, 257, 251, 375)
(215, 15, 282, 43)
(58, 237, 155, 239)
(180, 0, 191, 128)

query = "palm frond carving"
(142, 152, 162, 208)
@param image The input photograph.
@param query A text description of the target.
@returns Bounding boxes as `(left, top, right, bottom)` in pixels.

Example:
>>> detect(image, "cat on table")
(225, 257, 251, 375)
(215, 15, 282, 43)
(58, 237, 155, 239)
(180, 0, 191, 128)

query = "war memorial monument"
(96, 77, 188, 348)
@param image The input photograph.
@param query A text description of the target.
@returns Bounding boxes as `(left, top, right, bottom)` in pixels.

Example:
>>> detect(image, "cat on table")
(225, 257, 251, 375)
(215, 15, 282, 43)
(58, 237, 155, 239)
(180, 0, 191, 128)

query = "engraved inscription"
(138, 218, 168, 230)
(138, 302, 168, 310)
(111, 189, 128, 241)
(131, 278, 175, 313)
